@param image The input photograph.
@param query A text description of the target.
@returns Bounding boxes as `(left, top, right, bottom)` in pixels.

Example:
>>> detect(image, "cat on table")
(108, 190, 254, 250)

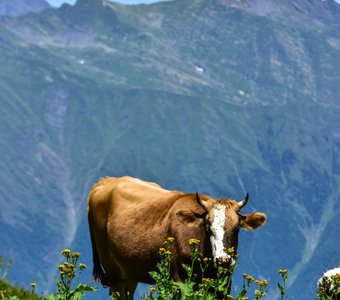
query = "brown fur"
(87, 176, 266, 299)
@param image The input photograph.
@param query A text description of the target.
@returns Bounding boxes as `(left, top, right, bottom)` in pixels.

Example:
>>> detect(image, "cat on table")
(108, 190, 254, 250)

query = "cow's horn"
(196, 192, 208, 211)
(238, 193, 249, 208)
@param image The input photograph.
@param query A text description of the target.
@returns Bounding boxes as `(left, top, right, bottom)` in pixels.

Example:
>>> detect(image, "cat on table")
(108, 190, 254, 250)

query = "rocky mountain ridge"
(0, 0, 50, 16)
(0, 0, 339, 299)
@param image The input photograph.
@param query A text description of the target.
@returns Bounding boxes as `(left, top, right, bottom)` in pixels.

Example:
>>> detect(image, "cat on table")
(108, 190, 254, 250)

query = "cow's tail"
(88, 216, 109, 287)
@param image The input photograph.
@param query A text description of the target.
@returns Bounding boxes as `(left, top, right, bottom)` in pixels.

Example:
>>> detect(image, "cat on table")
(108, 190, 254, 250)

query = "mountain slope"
(0, 0, 339, 299)
(0, 0, 50, 17)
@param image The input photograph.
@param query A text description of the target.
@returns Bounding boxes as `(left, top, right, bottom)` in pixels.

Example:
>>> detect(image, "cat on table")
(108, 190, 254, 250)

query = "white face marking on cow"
(209, 204, 231, 266)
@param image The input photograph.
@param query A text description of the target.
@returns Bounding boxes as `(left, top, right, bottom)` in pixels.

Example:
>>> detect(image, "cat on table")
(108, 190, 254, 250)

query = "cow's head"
(196, 193, 266, 266)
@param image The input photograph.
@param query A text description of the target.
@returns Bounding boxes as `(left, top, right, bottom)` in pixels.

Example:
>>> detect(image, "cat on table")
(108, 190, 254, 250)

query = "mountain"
(0, 0, 50, 17)
(0, 0, 339, 299)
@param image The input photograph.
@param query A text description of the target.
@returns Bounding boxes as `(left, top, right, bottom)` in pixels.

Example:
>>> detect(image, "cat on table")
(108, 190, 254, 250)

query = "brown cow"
(87, 176, 266, 299)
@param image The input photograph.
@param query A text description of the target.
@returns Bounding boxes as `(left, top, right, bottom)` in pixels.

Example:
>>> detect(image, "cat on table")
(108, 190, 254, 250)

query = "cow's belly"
(121, 257, 158, 284)
(106, 238, 162, 283)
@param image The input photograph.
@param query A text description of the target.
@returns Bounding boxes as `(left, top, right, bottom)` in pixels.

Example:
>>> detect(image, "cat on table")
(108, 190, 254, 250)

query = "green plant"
(3, 247, 339, 300)
(144, 237, 265, 300)
(0, 255, 42, 300)
(316, 273, 340, 300)
(277, 269, 291, 300)
(45, 249, 97, 300)
(237, 273, 254, 299)
(0, 256, 12, 280)
(254, 279, 268, 300)
(147, 237, 178, 299)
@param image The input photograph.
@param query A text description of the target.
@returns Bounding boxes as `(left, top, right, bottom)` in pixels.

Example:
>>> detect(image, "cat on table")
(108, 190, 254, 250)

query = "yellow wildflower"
(246, 275, 254, 282)
(159, 247, 166, 253)
(188, 239, 200, 245)
(31, 282, 36, 288)
(167, 237, 175, 243)
(226, 247, 235, 255)
(61, 249, 71, 256)
(79, 263, 87, 269)
(149, 286, 156, 292)
(255, 279, 268, 287)
(70, 252, 80, 258)
(203, 257, 209, 262)
(279, 269, 288, 276)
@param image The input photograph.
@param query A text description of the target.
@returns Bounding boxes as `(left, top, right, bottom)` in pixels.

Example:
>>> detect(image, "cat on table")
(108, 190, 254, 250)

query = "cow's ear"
(240, 213, 266, 230)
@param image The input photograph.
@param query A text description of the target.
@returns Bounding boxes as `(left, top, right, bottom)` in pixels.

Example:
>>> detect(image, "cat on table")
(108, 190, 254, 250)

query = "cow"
(87, 176, 266, 299)
(318, 267, 340, 299)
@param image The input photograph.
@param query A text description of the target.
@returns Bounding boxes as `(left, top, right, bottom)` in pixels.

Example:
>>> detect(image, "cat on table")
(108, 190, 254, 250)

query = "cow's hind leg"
(109, 280, 137, 300)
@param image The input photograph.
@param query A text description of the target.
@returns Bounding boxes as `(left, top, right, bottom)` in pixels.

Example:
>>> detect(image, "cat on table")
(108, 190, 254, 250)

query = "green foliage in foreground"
(0, 279, 42, 300)
(0, 250, 96, 300)
(143, 237, 271, 300)
(45, 249, 97, 300)
(143, 237, 340, 300)
(0, 256, 41, 300)
(1, 243, 340, 299)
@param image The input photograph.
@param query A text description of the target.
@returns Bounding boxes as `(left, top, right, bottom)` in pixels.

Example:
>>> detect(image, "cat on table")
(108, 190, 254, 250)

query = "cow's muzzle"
(216, 256, 235, 267)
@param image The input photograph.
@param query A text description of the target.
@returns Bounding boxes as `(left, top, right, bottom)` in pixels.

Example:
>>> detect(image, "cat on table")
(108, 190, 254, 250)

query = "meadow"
(1, 239, 339, 300)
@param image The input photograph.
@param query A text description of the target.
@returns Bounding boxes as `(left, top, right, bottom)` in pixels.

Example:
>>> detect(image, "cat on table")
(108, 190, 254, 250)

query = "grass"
(0, 256, 41, 300)
(0, 250, 96, 300)
(0, 279, 42, 300)
(1, 241, 339, 299)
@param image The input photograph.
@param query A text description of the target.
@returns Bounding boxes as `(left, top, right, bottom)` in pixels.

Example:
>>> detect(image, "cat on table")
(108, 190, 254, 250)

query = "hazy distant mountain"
(0, 0, 339, 299)
(0, 0, 50, 16)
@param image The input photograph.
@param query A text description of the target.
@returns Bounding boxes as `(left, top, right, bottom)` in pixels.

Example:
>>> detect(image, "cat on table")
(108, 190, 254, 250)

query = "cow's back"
(88, 176, 174, 212)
